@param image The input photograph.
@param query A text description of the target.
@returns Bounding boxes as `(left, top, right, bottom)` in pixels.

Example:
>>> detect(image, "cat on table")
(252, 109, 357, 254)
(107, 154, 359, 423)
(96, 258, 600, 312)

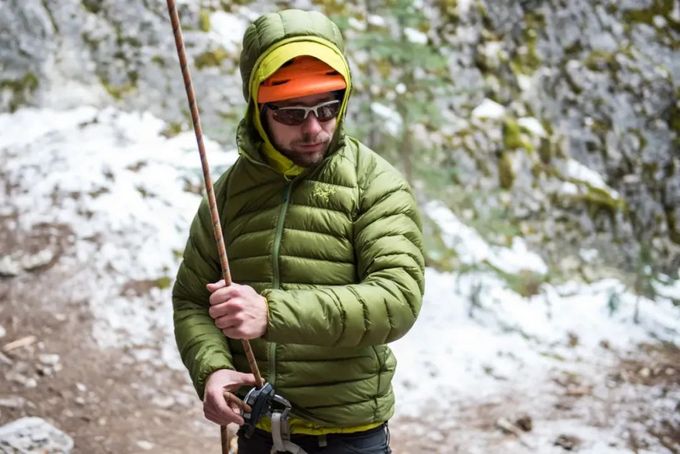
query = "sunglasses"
(267, 99, 341, 126)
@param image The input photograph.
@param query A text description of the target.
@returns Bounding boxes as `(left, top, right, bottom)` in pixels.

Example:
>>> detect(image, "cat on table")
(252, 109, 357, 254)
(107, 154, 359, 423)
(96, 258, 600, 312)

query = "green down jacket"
(172, 9, 425, 428)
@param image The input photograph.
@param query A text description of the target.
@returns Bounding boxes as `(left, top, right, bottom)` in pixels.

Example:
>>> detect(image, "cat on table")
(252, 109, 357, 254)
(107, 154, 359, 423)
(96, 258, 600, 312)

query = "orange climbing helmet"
(258, 56, 347, 103)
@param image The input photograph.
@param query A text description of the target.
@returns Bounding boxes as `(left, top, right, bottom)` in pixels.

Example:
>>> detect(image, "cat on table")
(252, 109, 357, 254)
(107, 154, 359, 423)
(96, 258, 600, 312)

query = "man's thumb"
(206, 279, 226, 291)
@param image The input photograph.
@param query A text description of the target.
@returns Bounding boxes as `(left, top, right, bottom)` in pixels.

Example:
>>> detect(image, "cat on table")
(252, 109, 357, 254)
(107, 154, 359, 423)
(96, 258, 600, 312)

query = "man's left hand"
(206, 280, 268, 339)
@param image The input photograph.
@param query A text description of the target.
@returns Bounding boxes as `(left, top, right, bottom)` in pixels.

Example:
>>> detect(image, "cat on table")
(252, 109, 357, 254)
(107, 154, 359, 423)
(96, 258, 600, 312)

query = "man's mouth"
(297, 142, 324, 150)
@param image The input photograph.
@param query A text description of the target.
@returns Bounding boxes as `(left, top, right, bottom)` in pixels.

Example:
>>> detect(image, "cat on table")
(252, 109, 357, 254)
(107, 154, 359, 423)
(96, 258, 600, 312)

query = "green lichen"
(310, 0, 350, 17)
(122, 36, 142, 48)
(194, 47, 229, 69)
(1, 72, 39, 112)
(510, 11, 543, 75)
(155, 276, 173, 289)
(494, 268, 546, 298)
(572, 185, 627, 213)
(584, 51, 620, 72)
(623, 0, 673, 25)
(666, 209, 680, 244)
(498, 151, 515, 189)
(81, 0, 102, 14)
(669, 95, 680, 134)
(590, 118, 612, 138)
(538, 138, 552, 164)
(438, 0, 459, 21)
(564, 41, 583, 57)
(503, 118, 523, 150)
(199, 9, 211, 32)
(161, 122, 183, 138)
(100, 76, 137, 100)
(622, 0, 680, 37)
(151, 55, 165, 67)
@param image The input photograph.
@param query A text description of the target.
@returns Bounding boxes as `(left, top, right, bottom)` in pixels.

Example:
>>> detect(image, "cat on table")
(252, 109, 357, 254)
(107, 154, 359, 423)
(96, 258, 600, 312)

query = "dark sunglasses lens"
(273, 109, 306, 125)
(316, 103, 340, 121)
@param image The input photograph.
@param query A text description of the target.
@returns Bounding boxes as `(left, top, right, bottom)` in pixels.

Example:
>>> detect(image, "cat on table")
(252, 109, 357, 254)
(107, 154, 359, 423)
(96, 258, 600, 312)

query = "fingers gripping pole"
(165, 0, 264, 451)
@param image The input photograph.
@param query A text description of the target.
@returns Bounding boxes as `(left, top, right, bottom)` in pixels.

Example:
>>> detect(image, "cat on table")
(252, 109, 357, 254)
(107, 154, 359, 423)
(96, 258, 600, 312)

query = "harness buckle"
(241, 384, 306, 453)
(242, 382, 275, 437)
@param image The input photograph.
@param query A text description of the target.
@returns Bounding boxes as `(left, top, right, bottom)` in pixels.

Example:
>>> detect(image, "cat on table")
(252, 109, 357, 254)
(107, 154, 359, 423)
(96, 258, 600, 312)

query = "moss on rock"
(100, 75, 137, 100)
(81, 0, 102, 14)
(503, 117, 534, 152)
(623, 0, 674, 25)
(584, 51, 620, 72)
(1, 72, 39, 112)
(495, 268, 546, 297)
(498, 150, 515, 189)
(194, 47, 229, 69)
(666, 208, 680, 245)
(161, 122, 183, 138)
(572, 185, 627, 214)
(199, 9, 211, 32)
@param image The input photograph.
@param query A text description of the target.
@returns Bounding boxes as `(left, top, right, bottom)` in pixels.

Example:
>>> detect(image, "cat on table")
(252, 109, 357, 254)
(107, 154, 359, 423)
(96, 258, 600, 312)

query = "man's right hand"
(203, 369, 256, 425)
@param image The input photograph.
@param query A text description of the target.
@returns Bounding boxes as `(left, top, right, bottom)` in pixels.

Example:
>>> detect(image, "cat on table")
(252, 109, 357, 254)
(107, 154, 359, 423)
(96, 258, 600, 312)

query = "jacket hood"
(236, 9, 352, 178)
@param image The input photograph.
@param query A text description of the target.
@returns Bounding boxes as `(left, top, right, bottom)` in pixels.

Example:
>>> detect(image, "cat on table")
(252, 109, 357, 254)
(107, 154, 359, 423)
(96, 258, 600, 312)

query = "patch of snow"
(472, 99, 506, 120)
(517, 117, 546, 137)
(390, 202, 679, 452)
(564, 159, 621, 199)
(370, 102, 403, 136)
(404, 27, 428, 45)
(426, 201, 547, 275)
(367, 15, 386, 27)
(517, 74, 534, 92)
(458, 0, 473, 16)
(579, 248, 599, 262)
(0, 106, 237, 359)
(347, 17, 366, 31)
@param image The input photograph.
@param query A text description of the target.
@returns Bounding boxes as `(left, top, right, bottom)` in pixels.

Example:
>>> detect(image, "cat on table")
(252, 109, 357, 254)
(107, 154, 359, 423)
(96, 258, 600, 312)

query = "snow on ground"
(0, 106, 236, 367)
(391, 203, 679, 453)
(1, 107, 678, 452)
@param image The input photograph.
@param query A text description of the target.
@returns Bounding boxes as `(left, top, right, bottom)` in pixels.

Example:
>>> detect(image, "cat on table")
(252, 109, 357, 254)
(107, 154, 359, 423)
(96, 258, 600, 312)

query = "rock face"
(0, 417, 73, 453)
(0, 0, 245, 142)
(0, 0, 678, 280)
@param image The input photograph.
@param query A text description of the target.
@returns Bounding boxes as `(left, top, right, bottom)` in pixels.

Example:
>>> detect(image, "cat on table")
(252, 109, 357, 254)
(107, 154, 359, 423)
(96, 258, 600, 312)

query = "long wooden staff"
(165, 1, 264, 452)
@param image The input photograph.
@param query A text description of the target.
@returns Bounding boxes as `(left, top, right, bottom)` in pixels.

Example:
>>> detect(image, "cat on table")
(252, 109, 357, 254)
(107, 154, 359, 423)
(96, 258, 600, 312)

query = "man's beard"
(280, 132, 331, 167)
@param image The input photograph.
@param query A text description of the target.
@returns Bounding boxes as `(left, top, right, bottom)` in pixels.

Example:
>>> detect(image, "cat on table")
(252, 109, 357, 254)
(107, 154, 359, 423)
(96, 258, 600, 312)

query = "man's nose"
(300, 112, 322, 135)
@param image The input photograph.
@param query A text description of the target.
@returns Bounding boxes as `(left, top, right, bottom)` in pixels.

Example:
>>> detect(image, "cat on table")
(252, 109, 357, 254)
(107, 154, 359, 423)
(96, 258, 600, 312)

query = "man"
(173, 9, 424, 453)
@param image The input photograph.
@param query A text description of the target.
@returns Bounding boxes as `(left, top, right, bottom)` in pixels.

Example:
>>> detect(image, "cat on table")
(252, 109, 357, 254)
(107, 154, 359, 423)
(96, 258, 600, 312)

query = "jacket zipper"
(269, 182, 293, 386)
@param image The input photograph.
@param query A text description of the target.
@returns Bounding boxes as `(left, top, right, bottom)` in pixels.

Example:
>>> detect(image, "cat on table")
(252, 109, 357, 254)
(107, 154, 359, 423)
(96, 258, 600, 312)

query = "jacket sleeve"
(172, 186, 234, 398)
(262, 163, 425, 348)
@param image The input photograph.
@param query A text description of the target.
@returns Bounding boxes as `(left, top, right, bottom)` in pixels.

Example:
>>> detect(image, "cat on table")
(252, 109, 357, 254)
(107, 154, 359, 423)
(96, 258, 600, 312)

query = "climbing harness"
(241, 383, 308, 454)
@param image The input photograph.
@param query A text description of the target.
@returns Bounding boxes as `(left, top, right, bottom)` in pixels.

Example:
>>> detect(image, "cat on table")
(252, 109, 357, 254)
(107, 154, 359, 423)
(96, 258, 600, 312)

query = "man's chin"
(285, 147, 327, 167)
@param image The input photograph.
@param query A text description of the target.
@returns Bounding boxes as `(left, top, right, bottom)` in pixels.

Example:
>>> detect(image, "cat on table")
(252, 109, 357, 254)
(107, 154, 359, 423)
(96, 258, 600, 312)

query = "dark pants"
(237, 423, 391, 454)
